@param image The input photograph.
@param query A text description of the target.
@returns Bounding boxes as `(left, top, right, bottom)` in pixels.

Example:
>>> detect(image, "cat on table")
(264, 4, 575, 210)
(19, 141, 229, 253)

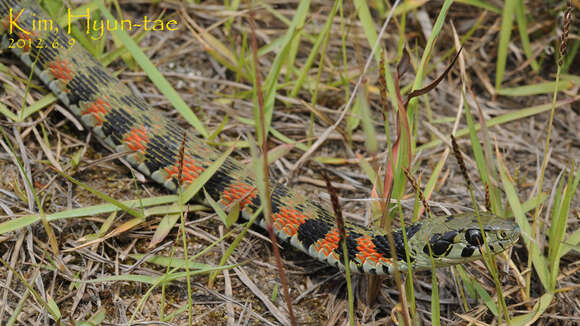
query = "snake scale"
(0, 0, 519, 275)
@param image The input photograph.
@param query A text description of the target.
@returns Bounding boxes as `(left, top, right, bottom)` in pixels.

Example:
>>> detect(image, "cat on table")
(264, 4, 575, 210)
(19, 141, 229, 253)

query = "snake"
(0, 0, 519, 275)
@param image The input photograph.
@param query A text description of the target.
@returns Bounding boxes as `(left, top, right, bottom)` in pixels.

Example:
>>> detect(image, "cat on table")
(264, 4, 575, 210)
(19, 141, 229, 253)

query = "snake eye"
(499, 231, 508, 239)
(466, 229, 483, 246)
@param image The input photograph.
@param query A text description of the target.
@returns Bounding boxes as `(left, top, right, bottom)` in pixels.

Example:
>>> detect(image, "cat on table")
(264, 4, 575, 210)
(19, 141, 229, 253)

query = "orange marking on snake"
(355, 235, 390, 264)
(17, 31, 37, 51)
(221, 181, 257, 210)
(125, 125, 148, 152)
(82, 98, 111, 125)
(1, 17, 8, 30)
(165, 154, 204, 185)
(2, 10, 28, 36)
(315, 228, 341, 257)
(48, 59, 73, 82)
(272, 206, 308, 236)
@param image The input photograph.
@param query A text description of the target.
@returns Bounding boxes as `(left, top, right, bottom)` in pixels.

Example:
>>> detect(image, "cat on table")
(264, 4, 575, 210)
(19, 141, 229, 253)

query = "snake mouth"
(480, 228, 520, 255)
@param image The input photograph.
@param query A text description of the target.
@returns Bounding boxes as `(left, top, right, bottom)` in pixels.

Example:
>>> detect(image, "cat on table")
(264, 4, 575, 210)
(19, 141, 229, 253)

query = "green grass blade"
(131, 254, 224, 270)
(207, 206, 262, 286)
(353, 0, 379, 62)
(204, 188, 231, 227)
(179, 146, 234, 204)
(510, 293, 554, 325)
(358, 91, 378, 153)
(417, 98, 579, 152)
(473, 281, 499, 316)
(515, 0, 539, 71)
(149, 213, 180, 247)
(495, 0, 518, 89)
(561, 74, 580, 83)
(497, 81, 574, 96)
(421, 152, 447, 217)
(430, 265, 440, 325)
(94, 1, 208, 137)
(549, 164, 579, 288)
(256, 0, 311, 143)
(455, 0, 501, 13)
(425, 237, 440, 326)
(463, 91, 500, 213)
(55, 170, 143, 218)
(0, 258, 61, 320)
(75, 308, 107, 326)
(20, 94, 58, 121)
(559, 227, 580, 259)
(0, 195, 178, 235)
(289, 0, 339, 98)
(408, 0, 453, 129)
(82, 265, 239, 285)
(0, 102, 17, 121)
(497, 152, 549, 290)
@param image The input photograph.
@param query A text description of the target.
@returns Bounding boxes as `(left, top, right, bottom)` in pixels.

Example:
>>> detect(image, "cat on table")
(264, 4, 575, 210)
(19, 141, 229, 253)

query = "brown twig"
(403, 168, 431, 218)
(177, 131, 187, 187)
(374, 52, 412, 326)
(321, 170, 355, 326)
(484, 183, 491, 212)
(378, 49, 389, 121)
(450, 135, 472, 190)
(247, 8, 297, 326)
(404, 46, 463, 108)
(559, 1, 572, 67)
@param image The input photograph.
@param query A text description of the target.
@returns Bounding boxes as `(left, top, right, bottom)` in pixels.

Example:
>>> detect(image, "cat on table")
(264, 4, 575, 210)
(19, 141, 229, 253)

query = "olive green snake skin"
(0, 0, 520, 275)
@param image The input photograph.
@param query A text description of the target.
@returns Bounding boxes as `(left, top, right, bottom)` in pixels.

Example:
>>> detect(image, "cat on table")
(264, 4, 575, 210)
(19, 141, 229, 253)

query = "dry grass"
(0, 0, 579, 325)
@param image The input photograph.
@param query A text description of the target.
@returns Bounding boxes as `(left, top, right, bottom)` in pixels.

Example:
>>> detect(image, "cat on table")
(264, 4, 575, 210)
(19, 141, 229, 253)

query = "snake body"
(0, 0, 519, 275)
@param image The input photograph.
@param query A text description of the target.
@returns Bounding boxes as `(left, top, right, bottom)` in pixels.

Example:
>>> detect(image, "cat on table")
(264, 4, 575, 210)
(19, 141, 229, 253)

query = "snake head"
(409, 213, 520, 271)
